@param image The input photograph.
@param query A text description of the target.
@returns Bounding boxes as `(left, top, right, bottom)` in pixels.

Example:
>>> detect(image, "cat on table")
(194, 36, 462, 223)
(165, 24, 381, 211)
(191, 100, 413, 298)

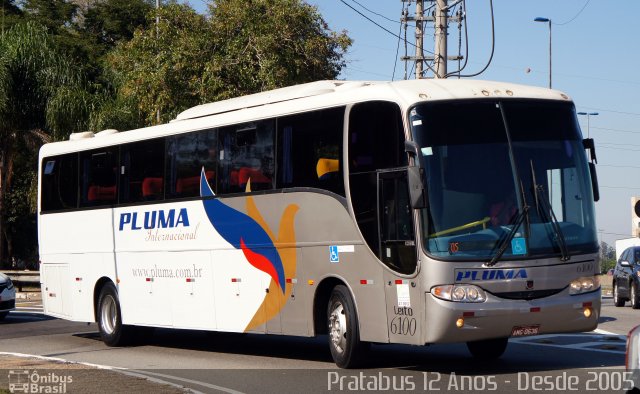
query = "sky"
(190, 0, 640, 248)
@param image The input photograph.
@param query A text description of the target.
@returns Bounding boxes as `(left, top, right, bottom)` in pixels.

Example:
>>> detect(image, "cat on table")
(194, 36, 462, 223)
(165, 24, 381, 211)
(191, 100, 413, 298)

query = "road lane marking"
(511, 332, 626, 354)
(129, 370, 246, 394)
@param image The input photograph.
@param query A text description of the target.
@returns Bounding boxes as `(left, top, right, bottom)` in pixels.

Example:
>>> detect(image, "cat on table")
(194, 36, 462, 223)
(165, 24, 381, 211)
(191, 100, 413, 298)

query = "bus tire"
(466, 337, 508, 359)
(327, 285, 367, 368)
(631, 283, 640, 310)
(0, 311, 7, 321)
(614, 282, 625, 307)
(97, 282, 134, 346)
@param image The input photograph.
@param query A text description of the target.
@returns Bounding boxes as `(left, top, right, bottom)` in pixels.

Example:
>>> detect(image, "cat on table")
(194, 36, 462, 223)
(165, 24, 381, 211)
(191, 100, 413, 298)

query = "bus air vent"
(492, 288, 564, 300)
(95, 129, 119, 137)
(69, 132, 94, 141)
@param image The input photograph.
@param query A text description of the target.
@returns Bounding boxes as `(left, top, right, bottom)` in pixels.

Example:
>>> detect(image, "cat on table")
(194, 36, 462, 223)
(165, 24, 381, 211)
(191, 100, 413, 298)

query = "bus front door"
(378, 169, 423, 345)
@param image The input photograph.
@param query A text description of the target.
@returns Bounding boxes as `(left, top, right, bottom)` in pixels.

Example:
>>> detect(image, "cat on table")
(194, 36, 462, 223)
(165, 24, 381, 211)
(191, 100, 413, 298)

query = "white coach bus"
(38, 80, 601, 368)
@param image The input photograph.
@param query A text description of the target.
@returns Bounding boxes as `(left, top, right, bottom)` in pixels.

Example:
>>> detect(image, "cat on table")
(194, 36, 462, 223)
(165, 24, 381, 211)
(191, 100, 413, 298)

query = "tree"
(0, 22, 94, 266)
(0, 0, 23, 35)
(99, 3, 213, 128)
(22, 0, 83, 58)
(600, 241, 616, 274)
(82, 0, 153, 56)
(205, 0, 352, 99)
(100, 0, 352, 128)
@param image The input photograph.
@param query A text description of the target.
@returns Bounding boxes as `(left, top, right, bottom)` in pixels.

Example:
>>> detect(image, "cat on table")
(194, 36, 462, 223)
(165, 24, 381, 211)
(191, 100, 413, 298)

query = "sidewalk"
(0, 354, 189, 393)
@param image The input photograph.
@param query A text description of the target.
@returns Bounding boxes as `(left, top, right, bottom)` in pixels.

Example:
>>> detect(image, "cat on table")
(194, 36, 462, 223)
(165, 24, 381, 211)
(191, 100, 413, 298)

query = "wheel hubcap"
(614, 284, 618, 302)
(633, 285, 636, 306)
(329, 303, 347, 354)
(100, 295, 117, 335)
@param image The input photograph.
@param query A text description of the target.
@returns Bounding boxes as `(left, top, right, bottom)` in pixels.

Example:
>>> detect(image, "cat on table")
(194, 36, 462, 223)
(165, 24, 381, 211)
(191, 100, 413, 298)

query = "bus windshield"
(410, 99, 598, 261)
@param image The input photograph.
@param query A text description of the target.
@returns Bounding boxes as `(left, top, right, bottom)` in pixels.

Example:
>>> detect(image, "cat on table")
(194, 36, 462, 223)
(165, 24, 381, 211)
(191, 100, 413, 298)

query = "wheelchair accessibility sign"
(329, 245, 355, 263)
(330, 246, 339, 263)
(511, 237, 527, 255)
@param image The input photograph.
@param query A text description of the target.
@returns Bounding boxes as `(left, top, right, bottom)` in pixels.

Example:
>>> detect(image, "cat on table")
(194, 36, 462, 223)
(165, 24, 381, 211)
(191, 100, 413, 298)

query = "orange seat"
(142, 177, 163, 198)
(177, 171, 214, 194)
(87, 185, 116, 201)
(238, 167, 271, 187)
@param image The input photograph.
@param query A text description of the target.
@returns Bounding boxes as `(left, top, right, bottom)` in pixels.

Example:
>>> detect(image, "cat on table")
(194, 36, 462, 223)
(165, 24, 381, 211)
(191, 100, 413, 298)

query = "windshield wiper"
(530, 161, 570, 261)
(486, 102, 532, 267)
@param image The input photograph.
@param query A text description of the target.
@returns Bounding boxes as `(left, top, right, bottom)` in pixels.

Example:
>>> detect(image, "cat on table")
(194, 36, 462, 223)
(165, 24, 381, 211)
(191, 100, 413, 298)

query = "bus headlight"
(432, 284, 487, 303)
(569, 276, 599, 295)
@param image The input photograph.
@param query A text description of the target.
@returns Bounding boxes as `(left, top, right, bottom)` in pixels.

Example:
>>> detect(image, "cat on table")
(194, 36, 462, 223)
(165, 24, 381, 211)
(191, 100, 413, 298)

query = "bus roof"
(39, 79, 572, 158)
(175, 79, 570, 121)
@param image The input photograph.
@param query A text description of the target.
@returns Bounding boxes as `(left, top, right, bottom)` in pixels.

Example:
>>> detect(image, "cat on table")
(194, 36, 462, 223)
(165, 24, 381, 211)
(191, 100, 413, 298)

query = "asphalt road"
(0, 295, 637, 393)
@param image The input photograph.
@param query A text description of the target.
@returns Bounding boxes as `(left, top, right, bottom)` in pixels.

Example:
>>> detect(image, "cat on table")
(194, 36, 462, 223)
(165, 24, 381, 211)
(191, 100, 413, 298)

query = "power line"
(591, 126, 640, 134)
(555, 0, 592, 26)
(581, 106, 640, 117)
(347, 0, 399, 24)
(599, 164, 640, 169)
(598, 141, 640, 148)
(392, 3, 404, 81)
(448, 0, 495, 78)
(598, 145, 640, 153)
(600, 185, 640, 190)
(600, 231, 636, 238)
(338, 0, 434, 55)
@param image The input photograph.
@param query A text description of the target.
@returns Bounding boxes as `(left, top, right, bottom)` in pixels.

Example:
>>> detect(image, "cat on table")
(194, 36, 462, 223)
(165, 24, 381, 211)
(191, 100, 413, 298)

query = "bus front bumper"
(423, 288, 601, 344)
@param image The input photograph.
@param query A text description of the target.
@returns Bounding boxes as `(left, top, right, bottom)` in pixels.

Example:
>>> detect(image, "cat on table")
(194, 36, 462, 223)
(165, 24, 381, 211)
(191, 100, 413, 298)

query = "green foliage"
(0, 21, 91, 139)
(205, 0, 352, 99)
(3, 137, 38, 263)
(83, 0, 154, 54)
(101, 3, 213, 127)
(0, 0, 23, 34)
(22, 0, 77, 33)
(600, 241, 616, 274)
(101, 0, 352, 128)
(0, 21, 95, 266)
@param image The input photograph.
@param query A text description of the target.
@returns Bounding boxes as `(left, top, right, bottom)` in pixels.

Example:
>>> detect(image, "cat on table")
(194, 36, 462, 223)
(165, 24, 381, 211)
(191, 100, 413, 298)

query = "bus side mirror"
(407, 166, 427, 209)
(583, 138, 597, 164)
(588, 162, 599, 202)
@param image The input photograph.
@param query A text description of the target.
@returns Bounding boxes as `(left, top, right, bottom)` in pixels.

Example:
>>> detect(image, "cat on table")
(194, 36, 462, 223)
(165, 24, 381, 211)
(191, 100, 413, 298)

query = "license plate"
(511, 325, 540, 337)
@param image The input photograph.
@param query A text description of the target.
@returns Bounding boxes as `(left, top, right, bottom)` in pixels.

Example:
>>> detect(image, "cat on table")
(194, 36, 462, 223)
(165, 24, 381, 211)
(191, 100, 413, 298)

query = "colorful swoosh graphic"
(200, 168, 286, 293)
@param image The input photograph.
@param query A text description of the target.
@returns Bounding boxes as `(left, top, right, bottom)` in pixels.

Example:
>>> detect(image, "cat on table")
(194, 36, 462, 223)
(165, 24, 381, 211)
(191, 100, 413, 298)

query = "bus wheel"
(614, 282, 625, 307)
(97, 282, 134, 346)
(327, 285, 367, 368)
(466, 337, 508, 359)
(631, 283, 640, 310)
(0, 311, 7, 321)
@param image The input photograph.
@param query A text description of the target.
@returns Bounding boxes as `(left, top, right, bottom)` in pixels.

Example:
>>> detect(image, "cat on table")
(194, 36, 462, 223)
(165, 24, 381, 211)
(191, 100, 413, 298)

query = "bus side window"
(80, 148, 118, 207)
(348, 101, 406, 261)
(166, 129, 217, 198)
(276, 107, 345, 196)
(120, 139, 165, 203)
(41, 153, 78, 212)
(219, 120, 275, 194)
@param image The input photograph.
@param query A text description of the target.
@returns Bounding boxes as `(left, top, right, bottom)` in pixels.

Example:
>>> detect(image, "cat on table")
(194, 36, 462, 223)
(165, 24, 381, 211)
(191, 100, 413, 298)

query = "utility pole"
(434, 0, 448, 78)
(415, 0, 424, 79)
(401, 0, 457, 80)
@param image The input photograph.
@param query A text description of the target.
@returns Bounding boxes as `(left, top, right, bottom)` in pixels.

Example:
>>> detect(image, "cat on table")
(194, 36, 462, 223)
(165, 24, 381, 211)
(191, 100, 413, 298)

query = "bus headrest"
(316, 158, 339, 179)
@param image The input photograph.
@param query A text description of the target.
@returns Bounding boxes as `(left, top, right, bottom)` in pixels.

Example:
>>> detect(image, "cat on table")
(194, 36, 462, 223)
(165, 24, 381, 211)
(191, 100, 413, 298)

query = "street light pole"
(534, 17, 552, 89)
(577, 112, 599, 138)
